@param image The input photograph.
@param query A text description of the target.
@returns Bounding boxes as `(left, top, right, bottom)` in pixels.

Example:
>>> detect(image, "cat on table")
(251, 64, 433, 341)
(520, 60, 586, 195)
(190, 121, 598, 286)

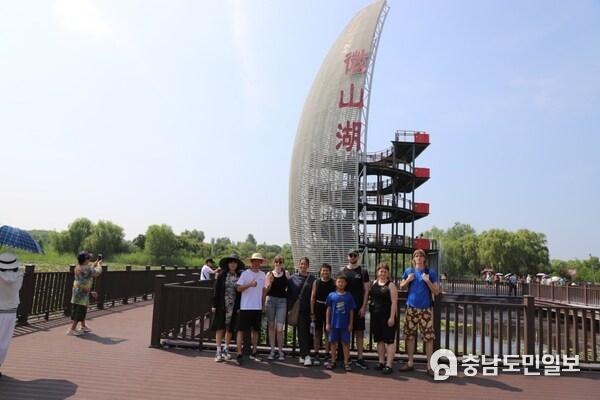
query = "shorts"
(403, 307, 434, 341)
(352, 308, 366, 331)
(265, 296, 287, 324)
(328, 327, 350, 344)
(71, 303, 88, 322)
(370, 312, 396, 344)
(314, 302, 327, 331)
(237, 309, 262, 332)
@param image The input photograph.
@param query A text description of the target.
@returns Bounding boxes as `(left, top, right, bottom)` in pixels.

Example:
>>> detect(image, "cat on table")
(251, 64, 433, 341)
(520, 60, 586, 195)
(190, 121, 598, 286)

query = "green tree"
(245, 233, 257, 247)
(425, 223, 477, 277)
(177, 236, 201, 255)
(211, 237, 232, 256)
(67, 218, 93, 254)
(478, 229, 514, 272)
(456, 233, 480, 275)
(445, 222, 476, 240)
(513, 229, 549, 276)
(132, 234, 146, 250)
(238, 241, 257, 260)
(180, 229, 205, 243)
(145, 224, 177, 262)
(85, 220, 125, 258)
(53, 230, 71, 254)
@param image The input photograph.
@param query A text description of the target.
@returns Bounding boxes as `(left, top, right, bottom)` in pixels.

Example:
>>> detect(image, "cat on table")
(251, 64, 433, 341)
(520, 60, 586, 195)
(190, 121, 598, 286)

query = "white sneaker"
(81, 326, 92, 333)
(312, 356, 320, 366)
(304, 356, 312, 366)
(214, 352, 223, 362)
(267, 351, 276, 360)
(299, 357, 305, 364)
(278, 351, 285, 361)
(222, 348, 231, 360)
(66, 329, 82, 336)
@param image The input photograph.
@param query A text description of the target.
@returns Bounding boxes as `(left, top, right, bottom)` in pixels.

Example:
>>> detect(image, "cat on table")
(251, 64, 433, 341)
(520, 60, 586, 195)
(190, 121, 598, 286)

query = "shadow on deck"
(1, 301, 598, 400)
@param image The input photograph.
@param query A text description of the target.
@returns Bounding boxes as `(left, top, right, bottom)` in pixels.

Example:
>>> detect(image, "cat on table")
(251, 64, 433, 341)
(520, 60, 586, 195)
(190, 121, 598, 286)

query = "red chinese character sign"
(336, 120, 362, 151)
(288, 0, 388, 272)
(344, 49, 369, 74)
(335, 51, 368, 152)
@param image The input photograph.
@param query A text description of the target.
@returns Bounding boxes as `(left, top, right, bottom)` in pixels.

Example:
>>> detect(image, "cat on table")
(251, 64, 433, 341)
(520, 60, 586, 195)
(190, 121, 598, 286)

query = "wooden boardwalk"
(1, 301, 598, 400)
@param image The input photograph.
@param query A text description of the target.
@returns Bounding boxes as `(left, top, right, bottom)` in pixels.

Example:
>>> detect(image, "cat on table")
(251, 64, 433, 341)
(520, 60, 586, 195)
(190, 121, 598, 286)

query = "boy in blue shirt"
(325, 274, 356, 372)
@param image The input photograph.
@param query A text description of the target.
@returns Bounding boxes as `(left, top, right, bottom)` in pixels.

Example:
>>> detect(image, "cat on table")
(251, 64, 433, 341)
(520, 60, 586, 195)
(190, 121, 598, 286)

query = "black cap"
(206, 258, 215, 264)
(347, 248, 360, 256)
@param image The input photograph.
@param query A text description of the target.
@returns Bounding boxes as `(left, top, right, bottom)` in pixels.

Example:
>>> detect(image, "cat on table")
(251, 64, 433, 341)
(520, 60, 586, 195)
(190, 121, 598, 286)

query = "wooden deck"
(1, 300, 598, 400)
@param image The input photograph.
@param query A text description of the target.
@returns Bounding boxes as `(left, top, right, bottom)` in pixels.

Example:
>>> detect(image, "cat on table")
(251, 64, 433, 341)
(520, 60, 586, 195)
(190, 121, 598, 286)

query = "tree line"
(27, 218, 598, 283)
(29, 218, 293, 269)
(422, 222, 598, 283)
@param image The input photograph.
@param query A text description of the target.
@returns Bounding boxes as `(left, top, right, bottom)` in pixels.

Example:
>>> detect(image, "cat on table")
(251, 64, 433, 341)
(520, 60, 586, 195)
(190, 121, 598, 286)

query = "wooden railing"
(436, 294, 599, 365)
(151, 277, 600, 366)
(15, 267, 600, 366)
(16, 264, 201, 325)
(528, 283, 600, 306)
(441, 279, 600, 307)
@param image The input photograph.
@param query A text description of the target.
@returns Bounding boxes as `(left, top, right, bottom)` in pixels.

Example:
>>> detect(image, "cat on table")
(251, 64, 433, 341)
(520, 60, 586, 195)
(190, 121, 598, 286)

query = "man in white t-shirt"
(200, 258, 217, 280)
(235, 252, 266, 365)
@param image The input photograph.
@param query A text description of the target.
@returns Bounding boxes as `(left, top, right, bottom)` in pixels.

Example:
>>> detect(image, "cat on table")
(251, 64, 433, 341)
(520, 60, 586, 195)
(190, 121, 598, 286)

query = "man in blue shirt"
(399, 249, 439, 378)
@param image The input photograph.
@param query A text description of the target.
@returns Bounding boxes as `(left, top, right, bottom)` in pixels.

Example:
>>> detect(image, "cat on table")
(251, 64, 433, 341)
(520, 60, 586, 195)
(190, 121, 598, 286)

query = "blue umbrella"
(0, 224, 44, 254)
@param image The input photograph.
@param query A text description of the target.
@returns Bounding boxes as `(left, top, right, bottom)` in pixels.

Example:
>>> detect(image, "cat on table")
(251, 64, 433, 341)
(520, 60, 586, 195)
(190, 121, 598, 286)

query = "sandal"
(344, 363, 352, 372)
(399, 363, 414, 372)
(326, 363, 335, 370)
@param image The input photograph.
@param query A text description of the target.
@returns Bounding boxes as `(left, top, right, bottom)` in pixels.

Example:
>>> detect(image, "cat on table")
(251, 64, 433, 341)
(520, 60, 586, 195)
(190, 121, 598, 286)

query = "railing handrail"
(151, 281, 600, 365)
(440, 278, 600, 307)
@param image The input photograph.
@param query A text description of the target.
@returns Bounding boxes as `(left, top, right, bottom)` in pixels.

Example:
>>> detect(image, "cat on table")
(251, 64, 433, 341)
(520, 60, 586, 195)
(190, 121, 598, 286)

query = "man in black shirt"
(340, 248, 370, 369)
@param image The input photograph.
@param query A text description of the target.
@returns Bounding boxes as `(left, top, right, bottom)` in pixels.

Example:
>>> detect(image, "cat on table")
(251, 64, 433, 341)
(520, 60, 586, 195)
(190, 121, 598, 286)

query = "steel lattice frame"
(289, 1, 389, 272)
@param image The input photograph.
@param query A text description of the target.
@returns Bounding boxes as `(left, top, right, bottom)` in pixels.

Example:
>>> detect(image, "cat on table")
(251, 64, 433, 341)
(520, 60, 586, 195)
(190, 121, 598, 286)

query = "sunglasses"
(274, 260, 283, 264)
(349, 254, 358, 258)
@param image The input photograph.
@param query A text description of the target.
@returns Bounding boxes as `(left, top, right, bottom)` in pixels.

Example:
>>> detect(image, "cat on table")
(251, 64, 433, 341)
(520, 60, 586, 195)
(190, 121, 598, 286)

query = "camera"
(98, 254, 103, 261)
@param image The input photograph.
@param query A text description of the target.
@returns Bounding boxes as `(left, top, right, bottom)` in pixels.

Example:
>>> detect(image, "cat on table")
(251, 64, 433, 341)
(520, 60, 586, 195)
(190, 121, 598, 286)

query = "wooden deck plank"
(1, 301, 598, 400)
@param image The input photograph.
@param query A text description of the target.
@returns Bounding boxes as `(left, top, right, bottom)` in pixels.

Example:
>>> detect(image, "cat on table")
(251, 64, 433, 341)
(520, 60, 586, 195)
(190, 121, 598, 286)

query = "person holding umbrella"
(0, 252, 24, 377)
(210, 254, 244, 362)
(67, 251, 102, 336)
(0, 225, 44, 254)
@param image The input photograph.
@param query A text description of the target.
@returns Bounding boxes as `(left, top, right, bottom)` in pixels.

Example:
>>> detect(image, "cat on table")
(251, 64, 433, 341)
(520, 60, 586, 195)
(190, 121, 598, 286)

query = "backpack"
(406, 266, 434, 307)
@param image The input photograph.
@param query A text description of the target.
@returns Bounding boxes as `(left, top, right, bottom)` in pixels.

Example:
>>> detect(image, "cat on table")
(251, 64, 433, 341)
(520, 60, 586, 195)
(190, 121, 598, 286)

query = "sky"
(1, 0, 599, 262)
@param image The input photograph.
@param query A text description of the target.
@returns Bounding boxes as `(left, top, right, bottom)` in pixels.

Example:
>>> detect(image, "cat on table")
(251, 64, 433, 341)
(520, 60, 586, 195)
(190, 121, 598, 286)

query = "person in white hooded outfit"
(0, 252, 24, 377)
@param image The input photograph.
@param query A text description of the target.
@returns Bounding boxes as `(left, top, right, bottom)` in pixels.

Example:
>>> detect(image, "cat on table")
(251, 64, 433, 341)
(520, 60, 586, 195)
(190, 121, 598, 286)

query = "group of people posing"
(209, 248, 439, 377)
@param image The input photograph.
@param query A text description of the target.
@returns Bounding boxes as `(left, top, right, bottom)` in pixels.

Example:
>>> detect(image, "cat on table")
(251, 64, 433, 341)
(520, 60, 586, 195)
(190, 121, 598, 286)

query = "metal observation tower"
(289, 0, 437, 278)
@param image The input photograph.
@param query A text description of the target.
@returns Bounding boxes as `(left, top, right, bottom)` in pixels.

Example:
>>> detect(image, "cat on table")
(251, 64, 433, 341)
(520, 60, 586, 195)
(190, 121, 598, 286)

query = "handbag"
(287, 299, 301, 327)
(287, 275, 310, 327)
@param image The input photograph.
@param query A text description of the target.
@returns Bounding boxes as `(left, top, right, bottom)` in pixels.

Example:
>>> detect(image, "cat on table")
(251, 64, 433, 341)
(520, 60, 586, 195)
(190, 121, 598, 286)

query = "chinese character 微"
(344, 49, 369, 74)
